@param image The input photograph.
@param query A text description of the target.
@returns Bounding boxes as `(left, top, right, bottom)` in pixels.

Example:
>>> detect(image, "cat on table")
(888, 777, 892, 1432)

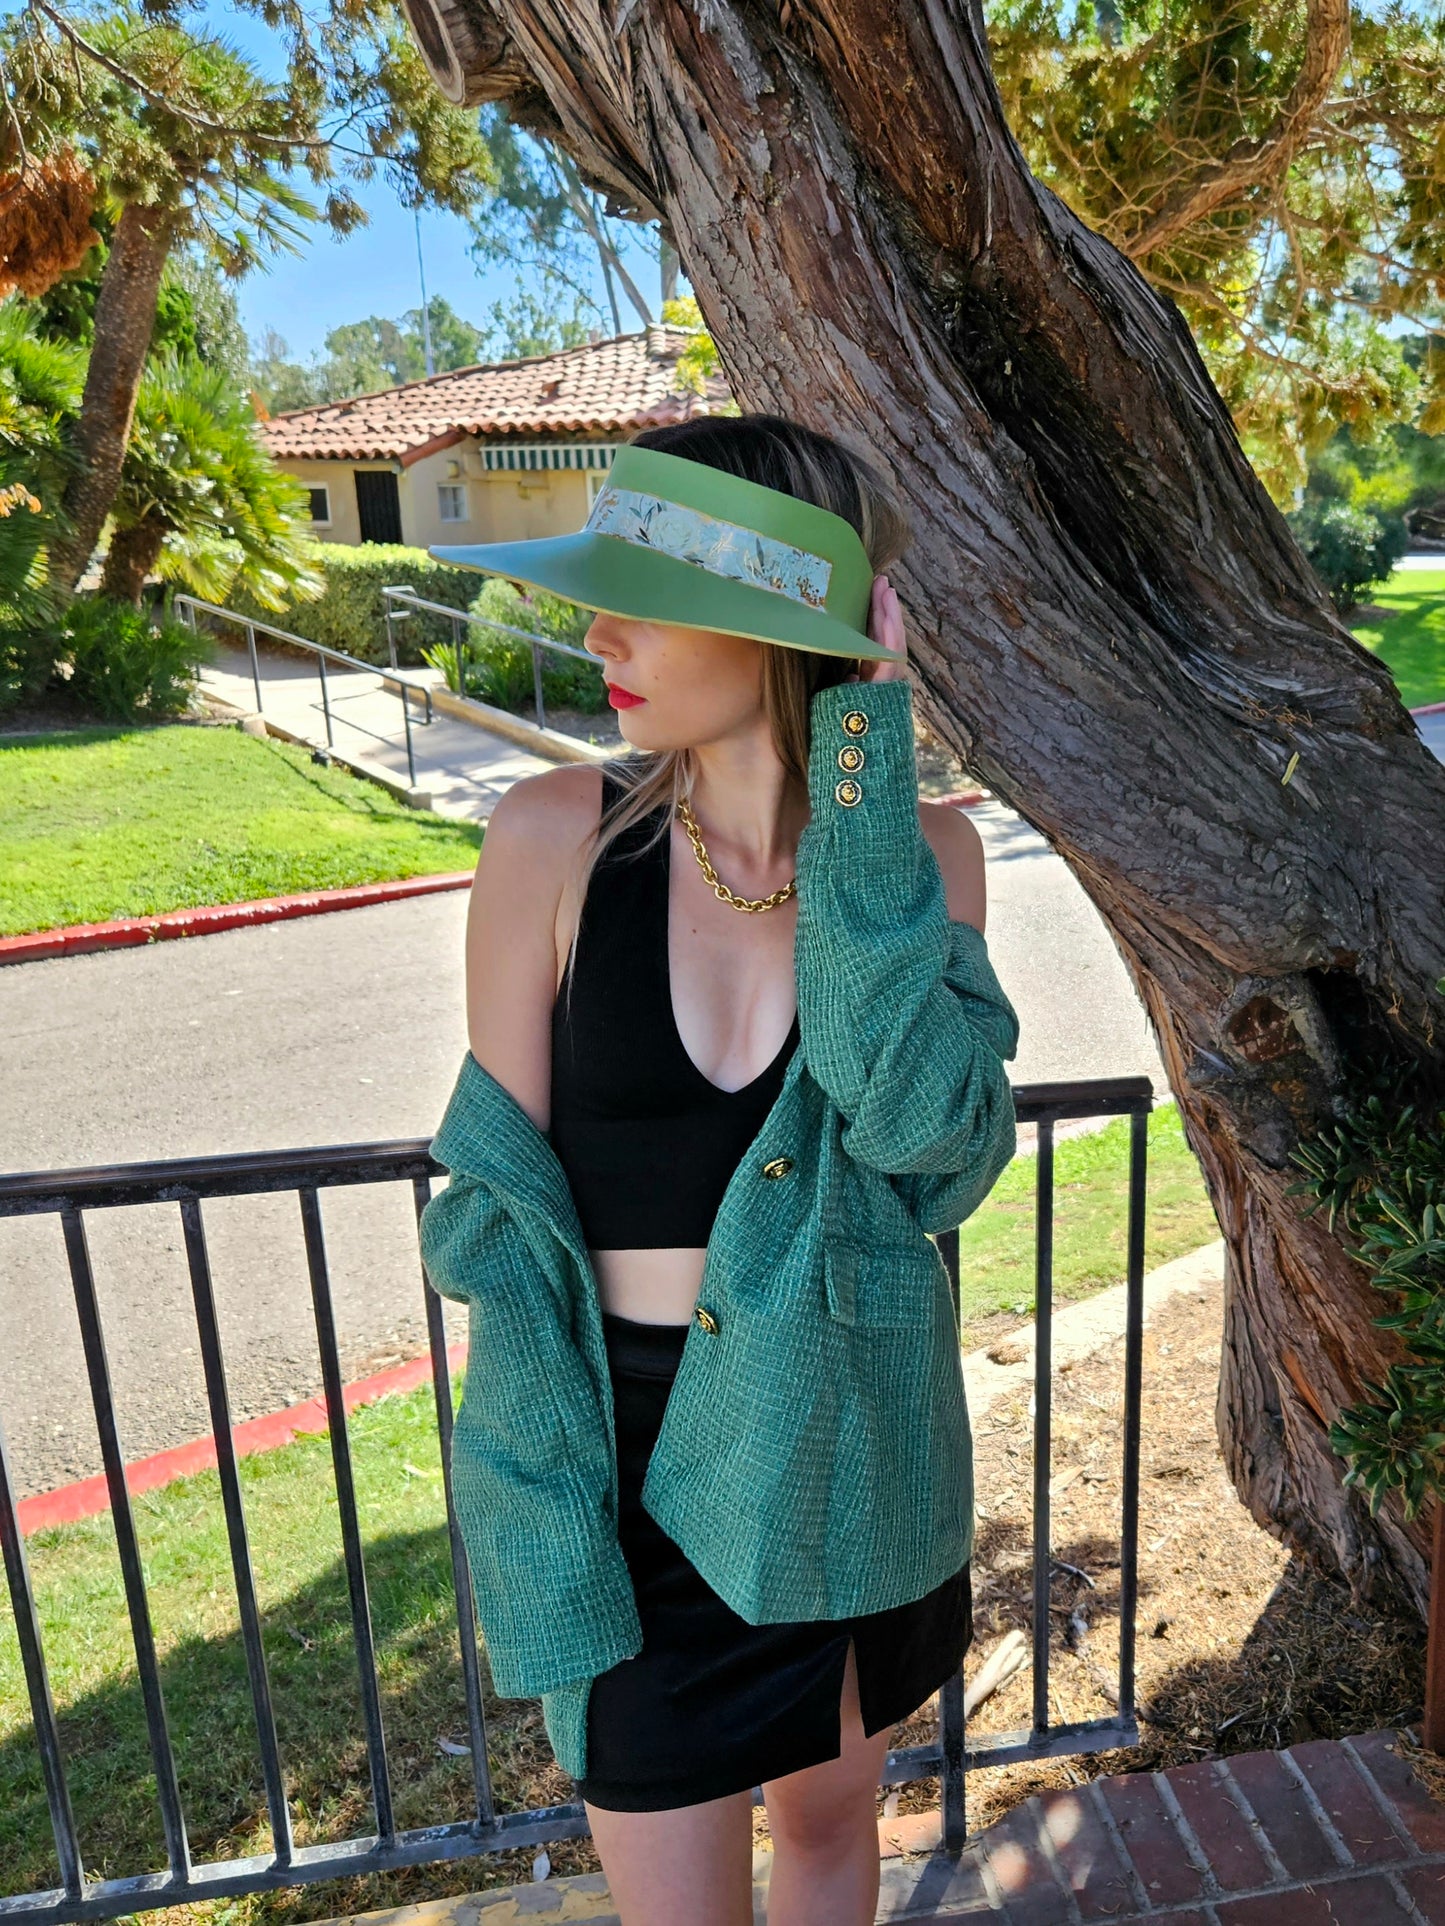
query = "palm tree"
(99, 353, 321, 608)
(0, 301, 82, 702)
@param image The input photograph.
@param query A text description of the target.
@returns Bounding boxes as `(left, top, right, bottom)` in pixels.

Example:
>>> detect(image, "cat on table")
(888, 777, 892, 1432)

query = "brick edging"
(0, 871, 474, 965)
(17, 1340, 469, 1535)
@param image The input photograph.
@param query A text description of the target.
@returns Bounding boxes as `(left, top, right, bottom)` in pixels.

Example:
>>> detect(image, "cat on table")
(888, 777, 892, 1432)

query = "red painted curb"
(17, 1340, 470, 1535)
(1413, 699, 1445, 717)
(0, 871, 475, 965)
(934, 789, 988, 808)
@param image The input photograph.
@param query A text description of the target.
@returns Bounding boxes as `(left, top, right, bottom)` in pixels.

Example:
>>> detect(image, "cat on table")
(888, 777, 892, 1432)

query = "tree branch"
(1118, 0, 1351, 263)
(26, 0, 330, 153)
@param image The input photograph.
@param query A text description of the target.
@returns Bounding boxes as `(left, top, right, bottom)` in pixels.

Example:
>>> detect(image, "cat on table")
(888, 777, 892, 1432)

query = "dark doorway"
(354, 470, 403, 544)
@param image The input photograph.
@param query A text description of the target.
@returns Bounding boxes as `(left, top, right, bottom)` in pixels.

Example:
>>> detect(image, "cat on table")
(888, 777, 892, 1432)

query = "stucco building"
(256, 323, 733, 551)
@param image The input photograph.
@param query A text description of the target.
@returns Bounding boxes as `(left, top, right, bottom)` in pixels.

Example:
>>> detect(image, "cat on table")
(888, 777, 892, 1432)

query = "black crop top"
(548, 771, 800, 1249)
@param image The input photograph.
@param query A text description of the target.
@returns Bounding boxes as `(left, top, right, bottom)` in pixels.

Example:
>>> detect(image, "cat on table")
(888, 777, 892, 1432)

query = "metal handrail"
(381, 585, 598, 735)
(173, 594, 436, 789)
(0, 1072, 1154, 1919)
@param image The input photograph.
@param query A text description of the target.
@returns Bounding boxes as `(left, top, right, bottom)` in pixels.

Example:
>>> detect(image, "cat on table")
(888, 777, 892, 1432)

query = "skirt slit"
(574, 1309, 973, 1814)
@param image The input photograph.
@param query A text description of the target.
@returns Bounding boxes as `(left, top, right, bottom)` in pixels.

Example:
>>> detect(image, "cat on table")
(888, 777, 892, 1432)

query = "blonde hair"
(557, 412, 911, 1003)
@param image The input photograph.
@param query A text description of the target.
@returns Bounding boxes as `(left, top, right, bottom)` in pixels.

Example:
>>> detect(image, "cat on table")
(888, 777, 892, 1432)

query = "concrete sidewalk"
(199, 639, 608, 821)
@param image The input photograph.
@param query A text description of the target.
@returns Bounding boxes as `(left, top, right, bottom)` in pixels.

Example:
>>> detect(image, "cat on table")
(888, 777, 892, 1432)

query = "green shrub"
(0, 623, 61, 715)
(228, 542, 477, 665)
(427, 576, 604, 714)
(51, 597, 216, 723)
(1288, 499, 1409, 612)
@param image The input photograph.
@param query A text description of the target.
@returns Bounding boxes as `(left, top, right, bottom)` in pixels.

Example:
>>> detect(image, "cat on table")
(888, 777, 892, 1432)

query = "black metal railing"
(173, 596, 437, 789)
(381, 585, 597, 736)
(0, 1071, 1151, 1921)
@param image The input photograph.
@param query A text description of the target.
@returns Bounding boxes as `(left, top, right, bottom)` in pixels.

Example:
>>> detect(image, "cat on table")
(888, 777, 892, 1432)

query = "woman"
(418, 414, 1020, 1926)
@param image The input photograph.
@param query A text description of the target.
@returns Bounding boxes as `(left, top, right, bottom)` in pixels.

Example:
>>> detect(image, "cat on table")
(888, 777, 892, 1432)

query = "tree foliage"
(1290, 1060, 1445, 1521)
(248, 284, 616, 412)
(468, 101, 659, 334)
(101, 352, 319, 608)
(985, 0, 1445, 499)
(1, 0, 494, 263)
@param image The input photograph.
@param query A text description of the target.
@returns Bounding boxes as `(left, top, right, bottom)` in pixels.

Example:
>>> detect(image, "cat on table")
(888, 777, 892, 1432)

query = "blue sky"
(196, 3, 674, 362)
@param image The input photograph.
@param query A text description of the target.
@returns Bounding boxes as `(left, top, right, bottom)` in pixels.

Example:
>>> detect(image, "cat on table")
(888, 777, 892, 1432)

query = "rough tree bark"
(49, 201, 172, 595)
(98, 515, 167, 606)
(399, 0, 1445, 1613)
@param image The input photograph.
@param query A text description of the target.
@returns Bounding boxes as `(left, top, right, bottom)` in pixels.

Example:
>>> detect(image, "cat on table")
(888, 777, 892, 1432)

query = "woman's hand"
(845, 575, 909, 683)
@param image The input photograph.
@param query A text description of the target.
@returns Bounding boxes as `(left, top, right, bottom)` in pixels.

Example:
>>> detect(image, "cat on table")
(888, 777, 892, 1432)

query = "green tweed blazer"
(418, 676, 1020, 1780)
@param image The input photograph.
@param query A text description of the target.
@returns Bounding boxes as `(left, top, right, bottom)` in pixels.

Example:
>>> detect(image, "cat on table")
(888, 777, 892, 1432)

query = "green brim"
(428, 530, 896, 662)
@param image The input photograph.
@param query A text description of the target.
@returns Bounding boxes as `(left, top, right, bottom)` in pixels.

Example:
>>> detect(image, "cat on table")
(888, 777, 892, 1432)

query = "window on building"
(308, 486, 331, 525)
(586, 469, 608, 508)
(438, 483, 469, 523)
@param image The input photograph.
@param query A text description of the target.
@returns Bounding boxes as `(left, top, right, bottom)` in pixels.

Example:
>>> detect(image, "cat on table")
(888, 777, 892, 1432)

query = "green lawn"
(0, 1376, 526, 1917)
(1348, 567, 1445, 710)
(956, 1100, 1218, 1343)
(0, 723, 481, 936)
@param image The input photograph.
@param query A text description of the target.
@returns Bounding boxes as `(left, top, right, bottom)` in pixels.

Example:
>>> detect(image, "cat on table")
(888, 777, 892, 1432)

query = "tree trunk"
(50, 202, 171, 595)
(400, 0, 1445, 1613)
(98, 514, 167, 606)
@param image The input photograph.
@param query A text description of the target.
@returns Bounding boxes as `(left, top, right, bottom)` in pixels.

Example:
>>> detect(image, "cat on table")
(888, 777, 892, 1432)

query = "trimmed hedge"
(227, 543, 478, 666)
(224, 541, 608, 715)
(443, 576, 605, 714)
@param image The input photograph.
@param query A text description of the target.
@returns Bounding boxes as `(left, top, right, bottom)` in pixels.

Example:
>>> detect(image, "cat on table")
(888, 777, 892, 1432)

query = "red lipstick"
(606, 682, 646, 709)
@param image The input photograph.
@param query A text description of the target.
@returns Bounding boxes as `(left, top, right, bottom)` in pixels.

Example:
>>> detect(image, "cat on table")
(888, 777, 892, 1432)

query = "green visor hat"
(428, 441, 893, 661)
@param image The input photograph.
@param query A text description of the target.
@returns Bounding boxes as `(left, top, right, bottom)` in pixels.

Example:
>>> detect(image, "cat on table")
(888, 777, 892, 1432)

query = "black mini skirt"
(576, 1309, 973, 1813)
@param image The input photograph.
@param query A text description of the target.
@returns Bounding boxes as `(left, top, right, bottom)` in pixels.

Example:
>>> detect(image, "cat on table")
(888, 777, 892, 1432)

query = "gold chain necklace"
(676, 796, 797, 914)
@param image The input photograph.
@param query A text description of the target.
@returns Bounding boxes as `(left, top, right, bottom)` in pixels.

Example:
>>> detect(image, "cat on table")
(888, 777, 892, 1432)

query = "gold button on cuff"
(695, 1305, 720, 1334)
(837, 744, 865, 773)
(835, 778, 863, 807)
(761, 1156, 795, 1180)
(841, 710, 869, 736)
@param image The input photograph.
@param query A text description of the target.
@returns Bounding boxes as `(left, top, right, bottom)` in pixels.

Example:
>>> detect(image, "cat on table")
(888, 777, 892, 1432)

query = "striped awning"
(480, 441, 622, 472)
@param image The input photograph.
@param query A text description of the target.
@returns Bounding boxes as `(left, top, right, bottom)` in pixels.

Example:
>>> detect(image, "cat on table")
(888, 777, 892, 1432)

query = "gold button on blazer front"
(837, 744, 865, 772)
(761, 1156, 795, 1179)
(841, 710, 869, 736)
(695, 1305, 720, 1334)
(835, 778, 863, 807)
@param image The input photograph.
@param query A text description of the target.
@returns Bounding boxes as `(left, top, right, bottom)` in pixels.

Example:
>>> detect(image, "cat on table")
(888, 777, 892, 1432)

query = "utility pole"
(415, 211, 436, 377)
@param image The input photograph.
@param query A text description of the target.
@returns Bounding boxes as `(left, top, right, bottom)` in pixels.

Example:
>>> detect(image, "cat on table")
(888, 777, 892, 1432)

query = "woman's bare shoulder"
(480, 763, 604, 872)
(917, 799, 986, 928)
(463, 766, 606, 1104)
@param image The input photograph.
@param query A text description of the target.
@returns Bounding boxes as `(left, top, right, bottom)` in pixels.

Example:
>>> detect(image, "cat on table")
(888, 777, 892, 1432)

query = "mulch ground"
(887, 1266, 1425, 1838)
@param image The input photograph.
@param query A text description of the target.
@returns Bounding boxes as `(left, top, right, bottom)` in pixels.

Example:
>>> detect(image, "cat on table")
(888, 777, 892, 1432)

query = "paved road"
(0, 798, 1168, 1501)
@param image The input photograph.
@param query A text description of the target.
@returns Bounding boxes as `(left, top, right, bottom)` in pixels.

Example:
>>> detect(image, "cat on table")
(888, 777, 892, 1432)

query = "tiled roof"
(256, 324, 732, 464)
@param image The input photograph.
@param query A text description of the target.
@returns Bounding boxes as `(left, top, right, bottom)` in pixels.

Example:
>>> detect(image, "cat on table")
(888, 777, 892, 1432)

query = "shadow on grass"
(0, 1523, 585, 1923)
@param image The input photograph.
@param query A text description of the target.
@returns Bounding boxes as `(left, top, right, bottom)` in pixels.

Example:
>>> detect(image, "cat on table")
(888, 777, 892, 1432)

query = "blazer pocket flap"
(823, 1237, 944, 1329)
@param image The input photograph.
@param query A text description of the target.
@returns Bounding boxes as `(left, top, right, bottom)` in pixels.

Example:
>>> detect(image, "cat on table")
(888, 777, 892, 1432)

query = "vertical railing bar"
(245, 623, 263, 714)
(177, 1197, 295, 1866)
(452, 611, 465, 702)
(413, 1175, 495, 1826)
(402, 682, 417, 789)
(1031, 1119, 1055, 1738)
(1117, 1105, 1149, 1723)
(0, 1407, 86, 1895)
(296, 1186, 395, 1843)
(938, 1666, 967, 1851)
(383, 590, 399, 671)
(531, 641, 546, 733)
(936, 1225, 960, 1323)
(59, 1204, 192, 1880)
(317, 652, 334, 749)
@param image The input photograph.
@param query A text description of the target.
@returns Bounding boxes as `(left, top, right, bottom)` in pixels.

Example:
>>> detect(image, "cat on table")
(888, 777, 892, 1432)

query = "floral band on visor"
(583, 482, 834, 610)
